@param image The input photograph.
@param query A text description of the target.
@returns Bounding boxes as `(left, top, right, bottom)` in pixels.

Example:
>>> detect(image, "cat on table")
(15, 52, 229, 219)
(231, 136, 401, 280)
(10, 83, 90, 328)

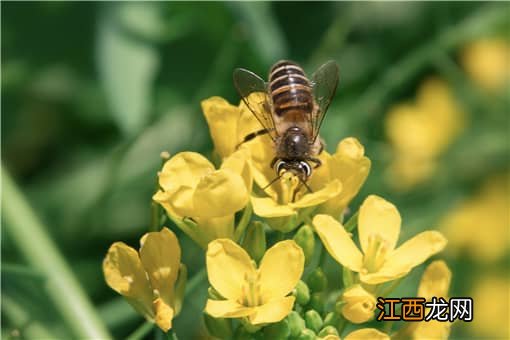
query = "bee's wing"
(310, 60, 339, 142)
(233, 68, 278, 141)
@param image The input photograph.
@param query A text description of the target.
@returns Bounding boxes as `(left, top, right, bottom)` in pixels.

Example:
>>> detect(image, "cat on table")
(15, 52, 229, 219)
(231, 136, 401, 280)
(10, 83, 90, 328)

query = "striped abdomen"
(268, 61, 314, 132)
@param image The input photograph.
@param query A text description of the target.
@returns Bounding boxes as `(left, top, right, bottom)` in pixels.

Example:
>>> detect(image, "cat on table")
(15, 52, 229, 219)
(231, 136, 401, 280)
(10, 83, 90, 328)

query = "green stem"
(379, 277, 405, 297)
(185, 269, 207, 297)
(344, 211, 358, 233)
(2, 167, 112, 339)
(234, 203, 253, 242)
(126, 321, 153, 340)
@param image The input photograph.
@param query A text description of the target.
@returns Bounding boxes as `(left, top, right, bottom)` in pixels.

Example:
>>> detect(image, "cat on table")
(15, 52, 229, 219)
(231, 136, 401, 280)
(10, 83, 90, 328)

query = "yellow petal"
(139, 228, 181, 304)
(195, 215, 235, 242)
(341, 285, 376, 324)
(251, 196, 296, 218)
(201, 97, 241, 158)
(103, 242, 154, 318)
(418, 260, 451, 300)
(205, 299, 254, 318)
(163, 185, 195, 218)
(413, 320, 451, 339)
(358, 195, 401, 254)
(321, 138, 371, 217)
(345, 328, 389, 340)
(159, 152, 214, 192)
(313, 214, 363, 272)
(258, 240, 304, 302)
(290, 180, 342, 208)
(193, 169, 249, 218)
(221, 148, 253, 193)
(248, 296, 295, 325)
(153, 297, 174, 332)
(206, 239, 256, 301)
(361, 231, 447, 284)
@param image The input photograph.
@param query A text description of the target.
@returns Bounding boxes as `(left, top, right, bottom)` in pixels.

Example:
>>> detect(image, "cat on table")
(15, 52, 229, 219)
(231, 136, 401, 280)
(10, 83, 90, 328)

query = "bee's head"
(274, 159, 312, 182)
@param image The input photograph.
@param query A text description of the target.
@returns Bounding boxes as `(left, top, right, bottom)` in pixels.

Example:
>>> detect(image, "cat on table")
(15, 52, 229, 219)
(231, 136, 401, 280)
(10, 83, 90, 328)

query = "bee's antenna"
(262, 174, 283, 191)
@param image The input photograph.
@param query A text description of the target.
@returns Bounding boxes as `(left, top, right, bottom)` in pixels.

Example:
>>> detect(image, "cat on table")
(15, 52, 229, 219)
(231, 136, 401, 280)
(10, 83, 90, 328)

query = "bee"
(233, 60, 339, 192)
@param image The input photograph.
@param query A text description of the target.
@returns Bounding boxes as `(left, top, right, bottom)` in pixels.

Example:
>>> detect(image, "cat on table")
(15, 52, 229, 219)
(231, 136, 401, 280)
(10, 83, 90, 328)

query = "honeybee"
(233, 60, 339, 192)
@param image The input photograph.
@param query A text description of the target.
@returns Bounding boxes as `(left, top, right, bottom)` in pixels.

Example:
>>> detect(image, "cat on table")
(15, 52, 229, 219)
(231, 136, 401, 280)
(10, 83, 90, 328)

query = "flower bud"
(298, 329, 316, 340)
(287, 311, 306, 337)
(241, 221, 266, 263)
(294, 280, 310, 306)
(318, 325, 339, 337)
(340, 284, 376, 323)
(263, 319, 290, 339)
(323, 312, 339, 327)
(293, 224, 315, 264)
(309, 292, 325, 314)
(204, 314, 232, 339)
(305, 310, 323, 333)
(307, 267, 328, 292)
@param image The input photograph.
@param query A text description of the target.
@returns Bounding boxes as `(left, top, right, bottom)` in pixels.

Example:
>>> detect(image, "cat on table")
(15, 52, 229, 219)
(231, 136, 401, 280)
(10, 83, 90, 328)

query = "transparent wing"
(310, 60, 339, 142)
(233, 68, 278, 141)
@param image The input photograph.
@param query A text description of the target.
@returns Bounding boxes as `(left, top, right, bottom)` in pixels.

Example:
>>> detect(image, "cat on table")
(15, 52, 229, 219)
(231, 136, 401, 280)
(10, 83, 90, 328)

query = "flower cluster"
(102, 94, 450, 338)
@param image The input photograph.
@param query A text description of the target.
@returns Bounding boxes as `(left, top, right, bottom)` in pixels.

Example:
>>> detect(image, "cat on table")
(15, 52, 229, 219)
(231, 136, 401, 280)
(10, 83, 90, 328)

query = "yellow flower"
(344, 328, 389, 340)
(469, 274, 510, 339)
(204, 238, 304, 325)
(202, 96, 369, 231)
(340, 284, 376, 323)
(318, 138, 371, 219)
(409, 260, 452, 339)
(314, 195, 447, 284)
(103, 227, 184, 332)
(439, 174, 510, 262)
(462, 38, 510, 92)
(385, 78, 464, 190)
(153, 150, 251, 247)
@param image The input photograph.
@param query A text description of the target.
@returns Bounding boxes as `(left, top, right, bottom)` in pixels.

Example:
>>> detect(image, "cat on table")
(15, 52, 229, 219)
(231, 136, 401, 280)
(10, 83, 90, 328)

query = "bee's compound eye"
(300, 161, 312, 177)
(275, 161, 286, 175)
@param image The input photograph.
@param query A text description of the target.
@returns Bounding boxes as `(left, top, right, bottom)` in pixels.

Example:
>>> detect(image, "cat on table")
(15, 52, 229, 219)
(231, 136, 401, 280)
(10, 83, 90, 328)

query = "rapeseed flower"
(103, 227, 185, 332)
(462, 37, 510, 92)
(396, 260, 452, 339)
(201, 96, 369, 231)
(153, 150, 251, 247)
(314, 195, 447, 284)
(385, 78, 464, 190)
(205, 238, 304, 325)
(439, 173, 510, 262)
(340, 284, 376, 323)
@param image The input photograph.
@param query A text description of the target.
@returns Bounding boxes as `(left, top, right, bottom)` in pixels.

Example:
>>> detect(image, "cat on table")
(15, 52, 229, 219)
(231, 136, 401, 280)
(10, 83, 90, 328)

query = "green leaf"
(97, 4, 159, 136)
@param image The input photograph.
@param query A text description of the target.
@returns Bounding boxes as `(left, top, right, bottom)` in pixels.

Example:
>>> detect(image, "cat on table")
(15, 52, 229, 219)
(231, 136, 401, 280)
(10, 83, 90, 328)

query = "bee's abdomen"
(269, 60, 313, 117)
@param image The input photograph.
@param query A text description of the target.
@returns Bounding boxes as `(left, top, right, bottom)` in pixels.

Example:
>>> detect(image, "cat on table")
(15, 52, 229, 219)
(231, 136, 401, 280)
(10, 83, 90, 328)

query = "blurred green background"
(2, 2, 509, 339)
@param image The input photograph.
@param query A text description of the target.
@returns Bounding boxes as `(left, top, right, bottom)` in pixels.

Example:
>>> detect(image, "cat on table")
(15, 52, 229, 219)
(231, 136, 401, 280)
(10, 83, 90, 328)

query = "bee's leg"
(307, 157, 322, 169)
(236, 128, 272, 149)
(318, 139, 325, 154)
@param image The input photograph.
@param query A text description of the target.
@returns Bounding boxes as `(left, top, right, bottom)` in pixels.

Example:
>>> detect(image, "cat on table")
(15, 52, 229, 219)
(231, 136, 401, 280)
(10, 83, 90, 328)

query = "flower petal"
(320, 138, 370, 217)
(413, 320, 451, 339)
(345, 328, 389, 340)
(418, 260, 451, 300)
(251, 196, 296, 218)
(193, 169, 249, 218)
(159, 152, 214, 192)
(361, 231, 447, 284)
(221, 148, 253, 193)
(201, 97, 241, 158)
(103, 242, 154, 318)
(140, 228, 181, 303)
(205, 299, 254, 318)
(258, 240, 304, 302)
(206, 239, 256, 301)
(358, 195, 401, 254)
(153, 297, 174, 332)
(291, 180, 342, 209)
(313, 214, 363, 272)
(248, 296, 295, 325)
